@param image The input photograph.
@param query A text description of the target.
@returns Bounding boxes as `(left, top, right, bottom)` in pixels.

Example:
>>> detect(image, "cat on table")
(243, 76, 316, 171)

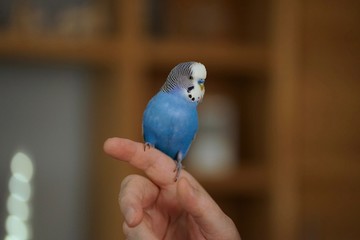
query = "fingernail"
(124, 207, 135, 225)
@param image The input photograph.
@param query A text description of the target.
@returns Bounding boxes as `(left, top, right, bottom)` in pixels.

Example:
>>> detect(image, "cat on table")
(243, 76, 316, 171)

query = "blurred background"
(0, 0, 359, 239)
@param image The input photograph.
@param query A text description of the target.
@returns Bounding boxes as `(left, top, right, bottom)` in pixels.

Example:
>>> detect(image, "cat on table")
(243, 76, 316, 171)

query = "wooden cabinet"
(0, 0, 292, 239)
(1, 0, 359, 239)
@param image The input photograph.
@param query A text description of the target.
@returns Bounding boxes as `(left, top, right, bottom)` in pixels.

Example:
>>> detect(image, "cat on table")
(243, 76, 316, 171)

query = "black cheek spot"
(192, 97, 195, 101)
(187, 86, 194, 93)
(188, 94, 192, 98)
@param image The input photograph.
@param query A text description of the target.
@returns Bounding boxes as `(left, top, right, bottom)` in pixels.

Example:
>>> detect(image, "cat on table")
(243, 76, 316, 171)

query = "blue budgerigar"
(142, 61, 207, 181)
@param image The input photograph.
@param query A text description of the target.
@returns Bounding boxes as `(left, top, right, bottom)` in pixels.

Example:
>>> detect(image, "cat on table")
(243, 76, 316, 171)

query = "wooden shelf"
(193, 166, 269, 196)
(0, 33, 120, 66)
(0, 33, 268, 72)
(147, 39, 269, 72)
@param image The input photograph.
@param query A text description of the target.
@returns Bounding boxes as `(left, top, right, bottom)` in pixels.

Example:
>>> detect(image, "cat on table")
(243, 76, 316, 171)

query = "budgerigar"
(142, 61, 206, 181)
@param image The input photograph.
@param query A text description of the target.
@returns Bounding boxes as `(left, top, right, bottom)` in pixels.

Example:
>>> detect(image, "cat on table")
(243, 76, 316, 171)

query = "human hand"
(104, 137, 241, 240)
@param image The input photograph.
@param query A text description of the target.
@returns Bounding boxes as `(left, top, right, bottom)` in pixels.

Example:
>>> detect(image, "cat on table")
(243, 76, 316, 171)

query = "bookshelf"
(0, 0, 300, 239)
(0, 34, 118, 65)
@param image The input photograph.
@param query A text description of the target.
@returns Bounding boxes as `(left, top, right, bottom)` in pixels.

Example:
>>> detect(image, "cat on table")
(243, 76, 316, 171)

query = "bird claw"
(173, 151, 184, 182)
(144, 142, 154, 151)
(173, 161, 182, 182)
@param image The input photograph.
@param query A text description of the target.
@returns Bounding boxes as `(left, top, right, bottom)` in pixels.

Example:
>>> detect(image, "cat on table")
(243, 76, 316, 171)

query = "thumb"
(177, 177, 241, 240)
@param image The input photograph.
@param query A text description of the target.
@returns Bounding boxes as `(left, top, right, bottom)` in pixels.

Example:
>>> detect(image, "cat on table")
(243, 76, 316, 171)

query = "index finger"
(104, 137, 178, 188)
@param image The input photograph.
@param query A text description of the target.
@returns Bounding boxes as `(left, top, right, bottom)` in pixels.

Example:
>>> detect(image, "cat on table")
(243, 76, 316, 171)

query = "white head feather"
(190, 62, 207, 80)
(185, 62, 206, 104)
(161, 61, 206, 104)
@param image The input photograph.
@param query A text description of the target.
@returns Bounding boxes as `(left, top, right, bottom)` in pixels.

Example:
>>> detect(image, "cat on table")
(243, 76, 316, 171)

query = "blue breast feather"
(142, 91, 198, 160)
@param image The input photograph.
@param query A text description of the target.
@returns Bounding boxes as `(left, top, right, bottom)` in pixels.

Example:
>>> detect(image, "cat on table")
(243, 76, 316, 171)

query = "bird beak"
(198, 79, 205, 91)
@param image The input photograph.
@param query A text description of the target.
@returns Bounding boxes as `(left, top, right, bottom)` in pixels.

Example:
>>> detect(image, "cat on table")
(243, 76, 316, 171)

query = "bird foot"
(173, 161, 183, 182)
(144, 142, 154, 151)
(173, 152, 184, 182)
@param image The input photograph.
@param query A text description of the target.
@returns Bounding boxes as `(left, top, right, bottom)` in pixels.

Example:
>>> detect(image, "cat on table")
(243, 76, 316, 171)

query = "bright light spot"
(5, 216, 29, 239)
(8, 175, 32, 201)
(7, 195, 30, 221)
(11, 152, 34, 182)
(5, 235, 21, 240)
(5, 151, 34, 240)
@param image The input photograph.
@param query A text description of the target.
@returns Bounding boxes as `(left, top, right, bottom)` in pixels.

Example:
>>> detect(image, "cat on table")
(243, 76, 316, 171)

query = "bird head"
(161, 62, 207, 104)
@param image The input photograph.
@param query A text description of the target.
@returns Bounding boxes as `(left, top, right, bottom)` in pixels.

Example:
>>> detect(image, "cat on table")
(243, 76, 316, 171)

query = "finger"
(119, 175, 159, 227)
(104, 137, 178, 188)
(177, 177, 241, 240)
(123, 220, 158, 240)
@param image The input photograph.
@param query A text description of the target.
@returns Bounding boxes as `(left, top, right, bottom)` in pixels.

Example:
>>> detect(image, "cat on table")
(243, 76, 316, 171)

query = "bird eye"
(189, 76, 193, 80)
